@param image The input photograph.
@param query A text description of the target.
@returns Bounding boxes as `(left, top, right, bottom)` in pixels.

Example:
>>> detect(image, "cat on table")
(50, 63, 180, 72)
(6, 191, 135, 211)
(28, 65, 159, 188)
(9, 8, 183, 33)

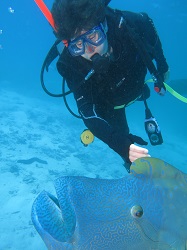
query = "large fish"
(31, 157, 187, 249)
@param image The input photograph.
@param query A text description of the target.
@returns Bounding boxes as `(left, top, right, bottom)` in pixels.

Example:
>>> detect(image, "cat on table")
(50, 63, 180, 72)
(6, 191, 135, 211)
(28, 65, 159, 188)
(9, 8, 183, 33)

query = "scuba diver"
(46, 0, 169, 172)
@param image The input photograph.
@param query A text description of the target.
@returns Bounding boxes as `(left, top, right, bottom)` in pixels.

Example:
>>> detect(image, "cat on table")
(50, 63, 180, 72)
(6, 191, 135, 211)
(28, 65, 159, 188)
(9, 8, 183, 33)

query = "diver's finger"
(130, 144, 149, 154)
(130, 154, 151, 162)
(129, 144, 151, 162)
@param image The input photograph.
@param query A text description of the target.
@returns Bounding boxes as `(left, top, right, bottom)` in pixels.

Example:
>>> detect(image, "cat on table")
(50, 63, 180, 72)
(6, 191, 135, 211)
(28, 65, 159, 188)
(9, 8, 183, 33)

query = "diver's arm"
(140, 13, 169, 76)
(77, 100, 131, 161)
(76, 97, 148, 163)
(66, 76, 137, 161)
(73, 82, 128, 159)
(153, 38, 169, 77)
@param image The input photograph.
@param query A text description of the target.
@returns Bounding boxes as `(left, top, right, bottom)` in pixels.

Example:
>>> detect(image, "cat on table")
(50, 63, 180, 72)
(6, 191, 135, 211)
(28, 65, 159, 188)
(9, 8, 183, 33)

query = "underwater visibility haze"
(0, 0, 187, 249)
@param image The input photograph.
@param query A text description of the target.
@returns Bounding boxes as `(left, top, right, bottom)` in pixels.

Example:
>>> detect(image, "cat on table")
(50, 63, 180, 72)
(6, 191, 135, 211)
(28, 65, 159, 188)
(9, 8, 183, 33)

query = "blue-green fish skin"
(31, 157, 187, 250)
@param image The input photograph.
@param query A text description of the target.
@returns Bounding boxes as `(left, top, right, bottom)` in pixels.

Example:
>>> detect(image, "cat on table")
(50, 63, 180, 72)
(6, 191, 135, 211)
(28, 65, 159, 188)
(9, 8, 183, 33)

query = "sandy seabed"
(0, 88, 125, 249)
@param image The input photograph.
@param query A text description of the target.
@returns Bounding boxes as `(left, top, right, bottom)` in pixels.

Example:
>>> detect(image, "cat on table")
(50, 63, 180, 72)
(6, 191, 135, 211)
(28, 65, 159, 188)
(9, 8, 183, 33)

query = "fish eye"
(131, 205, 143, 218)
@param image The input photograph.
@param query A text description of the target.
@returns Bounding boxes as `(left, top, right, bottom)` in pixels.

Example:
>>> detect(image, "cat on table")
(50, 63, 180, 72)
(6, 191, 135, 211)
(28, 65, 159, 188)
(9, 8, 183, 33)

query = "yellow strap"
(145, 79, 187, 104)
(114, 104, 125, 110)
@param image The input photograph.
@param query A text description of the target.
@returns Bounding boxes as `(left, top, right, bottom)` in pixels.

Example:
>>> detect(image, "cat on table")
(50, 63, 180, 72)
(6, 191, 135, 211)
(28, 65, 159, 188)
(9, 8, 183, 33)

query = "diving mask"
(68, 23, 107, 56)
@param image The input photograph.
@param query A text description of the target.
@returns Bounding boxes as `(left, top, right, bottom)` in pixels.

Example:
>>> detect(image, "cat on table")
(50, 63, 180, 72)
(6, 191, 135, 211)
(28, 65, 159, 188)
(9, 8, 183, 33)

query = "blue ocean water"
(0, 0, 187, 249)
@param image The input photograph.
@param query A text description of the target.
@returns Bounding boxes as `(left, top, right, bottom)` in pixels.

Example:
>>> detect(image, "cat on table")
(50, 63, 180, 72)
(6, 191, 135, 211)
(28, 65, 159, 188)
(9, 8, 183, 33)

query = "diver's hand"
(152, 70, 168, 96)
(158, 69, 170, 96)
(129, 144, 151, 162)
(154, 78, 166, 96)
(154, 69, 170, 96)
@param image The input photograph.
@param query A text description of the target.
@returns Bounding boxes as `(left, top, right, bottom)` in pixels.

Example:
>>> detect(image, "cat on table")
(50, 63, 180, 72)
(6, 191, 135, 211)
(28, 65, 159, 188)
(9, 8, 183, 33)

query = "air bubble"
(8, 7, 15, 14)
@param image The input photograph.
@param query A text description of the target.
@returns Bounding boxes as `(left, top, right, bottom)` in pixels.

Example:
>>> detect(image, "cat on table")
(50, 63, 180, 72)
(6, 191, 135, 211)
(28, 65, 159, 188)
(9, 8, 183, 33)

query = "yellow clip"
(80, 129, 94, 146)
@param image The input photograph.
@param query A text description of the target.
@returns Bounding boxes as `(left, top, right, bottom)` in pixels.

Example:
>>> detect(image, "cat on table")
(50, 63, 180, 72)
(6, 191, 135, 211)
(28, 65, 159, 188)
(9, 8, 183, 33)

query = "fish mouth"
(141, 231, 185, 249)
(135, 219, 185, 249)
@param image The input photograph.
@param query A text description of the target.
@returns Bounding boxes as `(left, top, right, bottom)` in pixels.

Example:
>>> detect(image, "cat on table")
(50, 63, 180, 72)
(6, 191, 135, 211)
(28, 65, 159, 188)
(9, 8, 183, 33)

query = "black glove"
(153, 72, 166, 96)
(128, 133, 148, 146)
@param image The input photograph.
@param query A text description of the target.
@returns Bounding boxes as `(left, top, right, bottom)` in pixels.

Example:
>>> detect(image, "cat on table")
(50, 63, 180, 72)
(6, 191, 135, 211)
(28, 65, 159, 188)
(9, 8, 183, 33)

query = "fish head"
(129, 157, 187, 249)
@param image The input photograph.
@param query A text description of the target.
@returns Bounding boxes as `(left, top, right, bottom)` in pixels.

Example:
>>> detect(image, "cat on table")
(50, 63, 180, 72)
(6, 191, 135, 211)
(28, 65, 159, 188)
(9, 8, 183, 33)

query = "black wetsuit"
(56, 8, 169, 162)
